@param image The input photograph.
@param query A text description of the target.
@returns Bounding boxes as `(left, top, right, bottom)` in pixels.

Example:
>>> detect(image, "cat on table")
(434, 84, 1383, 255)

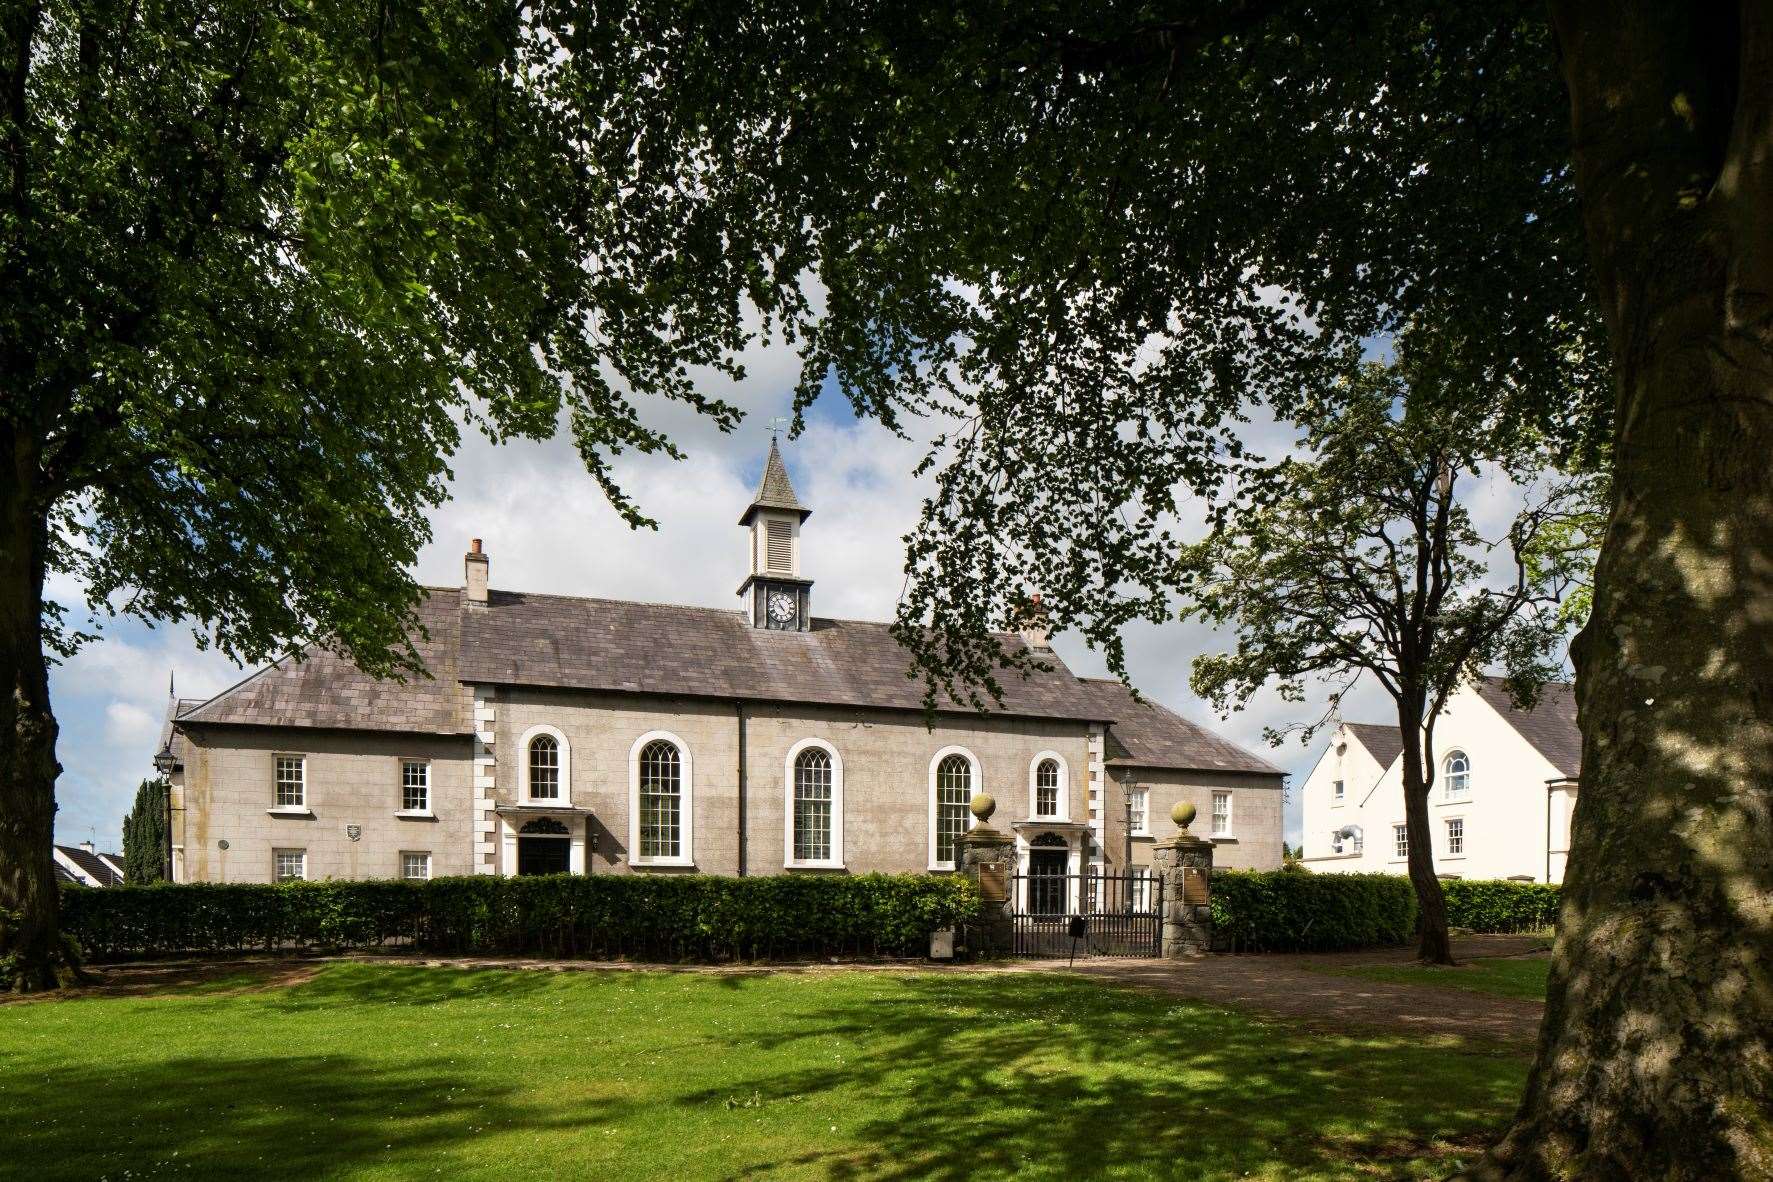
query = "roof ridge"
(476, 585, 1039, 639)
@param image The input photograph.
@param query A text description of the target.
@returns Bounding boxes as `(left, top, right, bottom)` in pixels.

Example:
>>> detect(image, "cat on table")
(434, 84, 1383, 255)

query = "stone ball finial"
(1172, 800, 1198, 830)
(969, 794, 997, 822)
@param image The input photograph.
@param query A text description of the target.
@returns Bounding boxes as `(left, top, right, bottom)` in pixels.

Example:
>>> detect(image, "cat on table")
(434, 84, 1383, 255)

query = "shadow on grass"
(3, 1050, 623, 1179)
(678, 972, 1525, 1180)
(3, 964, 1526, 1180)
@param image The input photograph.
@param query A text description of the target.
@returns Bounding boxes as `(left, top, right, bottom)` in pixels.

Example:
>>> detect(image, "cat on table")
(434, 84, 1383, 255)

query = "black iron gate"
(1007, 870, 1162, 957)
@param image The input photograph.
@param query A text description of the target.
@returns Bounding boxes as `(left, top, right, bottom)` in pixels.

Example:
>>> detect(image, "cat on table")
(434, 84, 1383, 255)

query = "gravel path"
(41, 934, 1550, 1044)
(1053, 933, 1549, 1043)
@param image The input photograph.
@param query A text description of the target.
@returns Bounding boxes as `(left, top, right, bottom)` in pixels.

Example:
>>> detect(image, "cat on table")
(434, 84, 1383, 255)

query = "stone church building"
(159, 443, 1283, 885)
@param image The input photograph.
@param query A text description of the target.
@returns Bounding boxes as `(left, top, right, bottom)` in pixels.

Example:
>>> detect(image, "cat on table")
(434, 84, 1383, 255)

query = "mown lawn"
(1322, 955, 1551, 1001)
(0, 963, 1528, 1180)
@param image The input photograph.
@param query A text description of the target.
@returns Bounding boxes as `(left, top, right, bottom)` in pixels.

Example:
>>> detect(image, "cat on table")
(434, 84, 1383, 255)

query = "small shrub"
(1209, 869, 1418, 953)
(1442, 879, 1560, 933)
(59, 873, 978, 963)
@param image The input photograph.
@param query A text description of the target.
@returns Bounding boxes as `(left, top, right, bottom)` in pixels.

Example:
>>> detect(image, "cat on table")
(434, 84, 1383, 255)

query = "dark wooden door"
(1027, 848, 1068, 915)
(517, 837, 570, 876)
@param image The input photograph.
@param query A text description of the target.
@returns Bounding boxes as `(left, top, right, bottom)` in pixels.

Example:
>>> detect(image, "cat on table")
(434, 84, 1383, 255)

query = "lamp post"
(1118, 768, 1137, 872)
(153, 743, 177, 883)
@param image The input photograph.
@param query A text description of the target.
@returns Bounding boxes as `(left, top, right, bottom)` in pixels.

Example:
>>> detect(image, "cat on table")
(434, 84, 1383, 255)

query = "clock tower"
(738, 438, 813, 631)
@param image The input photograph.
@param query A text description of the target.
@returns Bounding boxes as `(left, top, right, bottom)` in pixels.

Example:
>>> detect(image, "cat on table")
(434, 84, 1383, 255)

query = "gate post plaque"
(1152, 801, 1214, 958)
(955, 794, 1016, 957)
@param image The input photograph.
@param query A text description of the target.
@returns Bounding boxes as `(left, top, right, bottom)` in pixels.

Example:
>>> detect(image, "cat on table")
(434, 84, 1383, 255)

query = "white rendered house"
(1299, 678, 1580, 883)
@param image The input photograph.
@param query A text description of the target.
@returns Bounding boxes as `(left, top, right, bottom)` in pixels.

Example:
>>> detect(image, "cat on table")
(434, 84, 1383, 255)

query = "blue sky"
(50, 346, 1406, 854)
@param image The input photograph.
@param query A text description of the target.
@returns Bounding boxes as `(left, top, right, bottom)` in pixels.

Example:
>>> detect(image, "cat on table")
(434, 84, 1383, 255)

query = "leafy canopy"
(11, 2, 1608, 693)
(547, 1, 1609, 699)
(10, 2, 774, 671)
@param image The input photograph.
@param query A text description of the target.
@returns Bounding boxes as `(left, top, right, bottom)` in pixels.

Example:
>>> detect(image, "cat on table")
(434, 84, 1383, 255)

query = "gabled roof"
(178, 590, 470, 735)
(1080, 679, 1283, 776)
(738, 438, 810, 524)
(459, 591, 1107, 722)
(54, 845, 125, 887)
(1343, 722, 1404, 773)
(1474, 677, 1581, 778)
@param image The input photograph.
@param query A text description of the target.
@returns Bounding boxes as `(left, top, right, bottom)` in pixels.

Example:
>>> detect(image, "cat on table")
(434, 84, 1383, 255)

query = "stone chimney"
(465, 539, 489, 604)
(1018, 593, 1052, 651)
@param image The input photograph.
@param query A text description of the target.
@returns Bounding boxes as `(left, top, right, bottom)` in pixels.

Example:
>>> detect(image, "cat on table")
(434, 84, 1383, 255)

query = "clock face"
(766, 589, 797, 626)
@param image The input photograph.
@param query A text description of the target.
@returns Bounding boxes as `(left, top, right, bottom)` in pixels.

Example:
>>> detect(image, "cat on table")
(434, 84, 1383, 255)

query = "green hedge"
(59, 873, 979, 962)
(1442, 879, 1561, 933)
(1209, 869, 1418, 953)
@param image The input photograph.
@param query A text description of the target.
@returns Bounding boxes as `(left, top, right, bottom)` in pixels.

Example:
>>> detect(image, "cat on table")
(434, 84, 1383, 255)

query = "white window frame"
(1026, 751, 1070, 821)
(1393, 823, 1409, 860)
(1210, 790, 1233, 838)
(1128, 787, 1150, 837)
(1443, 750, 1471, 801)
(401, 851, 431, 880)
(629, 730, 693, 867)
(270, 754, 309, 814)
(927, 746, 980, 871)
(1331, 778, 1345, 805)
(783, 738, 844, 869)
(397, 758, 432, 817)
(274, 848, 306, 881)
(519, 724, 571, 805)
(1445, 816, 1465, 857)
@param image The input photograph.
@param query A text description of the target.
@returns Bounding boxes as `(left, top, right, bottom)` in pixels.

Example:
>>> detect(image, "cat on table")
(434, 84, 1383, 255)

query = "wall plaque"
(1182, 867, 1210, 905)
(978, 864, 1008, 903)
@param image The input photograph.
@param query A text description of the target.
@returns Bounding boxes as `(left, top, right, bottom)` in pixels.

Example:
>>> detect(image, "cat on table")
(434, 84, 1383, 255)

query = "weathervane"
(765, 415, 790, 439)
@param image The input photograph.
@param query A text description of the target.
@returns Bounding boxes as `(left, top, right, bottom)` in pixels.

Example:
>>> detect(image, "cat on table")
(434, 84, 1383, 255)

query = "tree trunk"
(1481, 4, 1773, 1176)
(0, 425, 70, 992)
(1398, 724, 1454, 965)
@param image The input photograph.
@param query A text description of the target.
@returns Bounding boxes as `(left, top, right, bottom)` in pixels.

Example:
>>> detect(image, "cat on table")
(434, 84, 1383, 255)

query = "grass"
(1319, 955, 1551, 1001)
(0, 962, 1528, 1180)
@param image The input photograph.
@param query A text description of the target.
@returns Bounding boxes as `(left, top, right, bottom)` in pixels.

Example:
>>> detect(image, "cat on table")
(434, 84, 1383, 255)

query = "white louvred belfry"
(737, 437, 814, 631)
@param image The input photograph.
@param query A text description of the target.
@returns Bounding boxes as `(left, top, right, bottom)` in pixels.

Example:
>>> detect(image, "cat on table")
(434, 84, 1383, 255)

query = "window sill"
(786, 861, 846, 871)
(633, 857, 695, 869)
(1437, 796, 1471, 806)
(1210, 834, 1237, 843)
(267, 805, 314, 817)
(928, 863, 957, 874)
(394, 809, 436, 820)
(1130, 832, 1153, 841)
(1442, 854, 1466, 861)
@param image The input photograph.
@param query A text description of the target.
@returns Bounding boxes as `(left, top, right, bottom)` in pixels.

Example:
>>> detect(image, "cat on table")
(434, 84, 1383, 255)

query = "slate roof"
(1474, 677, 1581, 778)
(178, 590, 470, 734)
(458, 590, 1108, 722)
(55, 845, 125, 887)
(169, 581, 1286, 771)
(1080, 679, 1283, 776)
(739, 438, 810, 524)
(1344, 722, 1404, 773)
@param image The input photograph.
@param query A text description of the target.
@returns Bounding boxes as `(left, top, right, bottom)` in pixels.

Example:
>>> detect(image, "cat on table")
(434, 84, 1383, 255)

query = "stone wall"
(1104, 768, 1285, 872)
(492, 688, 1095, 875)
(175, 727, 474, 883)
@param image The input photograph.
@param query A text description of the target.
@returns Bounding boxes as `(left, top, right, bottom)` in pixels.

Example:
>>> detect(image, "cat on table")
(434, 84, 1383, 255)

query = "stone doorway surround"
(494, 805, 594, 876)
(1010, 819, 1090, 913)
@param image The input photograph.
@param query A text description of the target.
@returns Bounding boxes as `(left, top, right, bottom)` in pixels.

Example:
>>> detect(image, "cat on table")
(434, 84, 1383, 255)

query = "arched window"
(528, 734, 560, 800)
(1034, 759, 1061, 817)
(793, 748, 833, 862)
(783, 739, 844, 869)
(932, 752, 974, 868)
(1444, 751, 1471, 800)
(638, 739, 683, 859)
